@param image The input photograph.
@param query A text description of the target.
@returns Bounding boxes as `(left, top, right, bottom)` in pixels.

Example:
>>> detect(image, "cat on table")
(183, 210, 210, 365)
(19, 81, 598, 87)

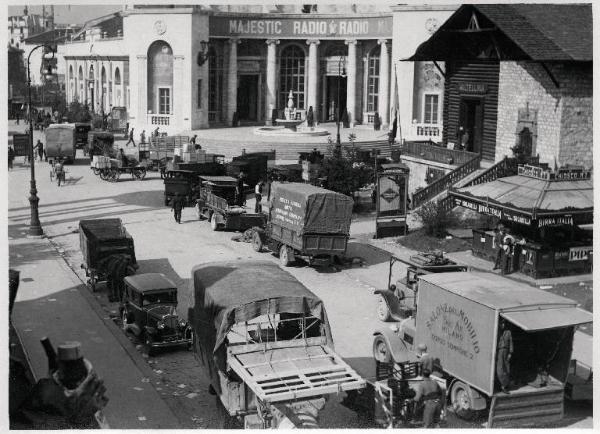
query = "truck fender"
(252, 226, 267, 242)
(448, 379, 487, 411)
(373, 326, 412, 364)
(374, 289, 405, 305)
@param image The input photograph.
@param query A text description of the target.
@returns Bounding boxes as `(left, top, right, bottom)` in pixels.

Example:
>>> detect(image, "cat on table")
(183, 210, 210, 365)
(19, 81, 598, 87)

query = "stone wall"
(496, 62, 592, 168)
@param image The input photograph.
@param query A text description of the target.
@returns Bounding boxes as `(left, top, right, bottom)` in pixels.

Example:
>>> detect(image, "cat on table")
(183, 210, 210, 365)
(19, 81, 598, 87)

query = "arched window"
(114, 67, 121, 85)
(279, 44, 306, 110)
(147, 41, 173, 115)
(114, 67, 122, 106)
(208, 45, 224, 121)
(367, 46, 380, 112)
(78, 66, 84, 101)
(518, 127, 533, 157)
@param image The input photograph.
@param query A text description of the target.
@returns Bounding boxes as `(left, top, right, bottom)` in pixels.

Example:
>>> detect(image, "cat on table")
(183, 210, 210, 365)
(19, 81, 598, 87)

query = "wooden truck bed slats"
(228, 345, 365, 403)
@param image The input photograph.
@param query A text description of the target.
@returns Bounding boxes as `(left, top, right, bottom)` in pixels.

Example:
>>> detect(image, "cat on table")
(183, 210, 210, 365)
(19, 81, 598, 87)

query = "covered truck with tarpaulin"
(251, 182, 354, 267)
(188, 260, 365, 428)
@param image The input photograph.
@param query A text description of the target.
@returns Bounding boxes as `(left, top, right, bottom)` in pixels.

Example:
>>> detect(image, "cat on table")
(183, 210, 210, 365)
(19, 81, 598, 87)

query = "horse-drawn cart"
(79, 219, 138, 292)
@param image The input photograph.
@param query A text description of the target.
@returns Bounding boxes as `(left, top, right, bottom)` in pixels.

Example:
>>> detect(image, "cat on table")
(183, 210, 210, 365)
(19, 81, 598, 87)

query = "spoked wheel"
(376, 295, 392, 322)
(135, 168, 147, 180)
(450, 381, 475, 420)
(111, 168, 121, 182)
(252, 231, 263, 252)
(92, 167, 101, 176)
(279, 245, 295, 267)
(372, 335, 392, 363)
(99, 168, 109, 181)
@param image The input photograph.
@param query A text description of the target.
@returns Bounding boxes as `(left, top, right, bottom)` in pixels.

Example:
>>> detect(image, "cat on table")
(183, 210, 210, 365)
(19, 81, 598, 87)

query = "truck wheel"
(252, 231, 263, 252)
(279, 245, 294, 267)
(376, 296, 392, 322)
(196, 204, 204, 220)
(372, 335, 392, 363)
(450, 381, 476, 420)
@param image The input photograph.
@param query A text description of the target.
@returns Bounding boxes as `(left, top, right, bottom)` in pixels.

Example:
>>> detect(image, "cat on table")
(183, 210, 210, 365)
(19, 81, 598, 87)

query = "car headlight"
(157, 321, 165, 330)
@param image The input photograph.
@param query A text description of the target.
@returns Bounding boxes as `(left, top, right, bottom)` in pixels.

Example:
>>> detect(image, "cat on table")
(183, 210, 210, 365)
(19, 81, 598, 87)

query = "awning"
(501, 307, 592, 331)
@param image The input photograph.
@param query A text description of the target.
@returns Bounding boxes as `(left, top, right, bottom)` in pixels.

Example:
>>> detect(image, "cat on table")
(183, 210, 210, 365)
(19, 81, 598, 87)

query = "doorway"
(459, 98, 484, 153)
(237, 74, 259, 122)
(325, 76, 347, 122)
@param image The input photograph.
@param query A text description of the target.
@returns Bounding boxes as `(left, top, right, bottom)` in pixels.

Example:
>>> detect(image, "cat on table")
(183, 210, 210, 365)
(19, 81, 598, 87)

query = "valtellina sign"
(209, 16, 393, 39)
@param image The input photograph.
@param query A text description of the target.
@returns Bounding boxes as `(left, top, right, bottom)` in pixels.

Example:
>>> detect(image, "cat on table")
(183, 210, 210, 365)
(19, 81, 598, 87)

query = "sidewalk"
(9, 234, 181, 429)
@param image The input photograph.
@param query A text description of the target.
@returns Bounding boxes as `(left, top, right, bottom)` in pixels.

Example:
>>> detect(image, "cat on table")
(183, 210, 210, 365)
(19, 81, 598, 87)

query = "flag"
(390, 62, 401, 145)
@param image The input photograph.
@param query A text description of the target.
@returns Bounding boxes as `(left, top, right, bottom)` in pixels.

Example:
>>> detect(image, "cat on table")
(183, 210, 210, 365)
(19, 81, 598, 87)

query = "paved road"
(8, 134, 592, 428)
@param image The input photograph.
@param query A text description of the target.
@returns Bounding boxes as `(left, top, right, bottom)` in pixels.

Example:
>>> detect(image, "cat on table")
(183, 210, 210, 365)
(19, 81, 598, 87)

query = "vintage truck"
(195, 175, 266, 232)
(188, 260, 365, 428)
(45, 123, 77, 163)
(371, 271, 592, 428)
(251, 182, 354, 267)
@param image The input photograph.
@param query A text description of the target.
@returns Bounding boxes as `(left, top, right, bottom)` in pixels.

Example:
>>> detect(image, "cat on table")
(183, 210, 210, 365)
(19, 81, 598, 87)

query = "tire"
(138, 168, 147, 180)
(450, 381, 476, 420)
(373, 335, 392, 363)
(92, 167, 100, 176)
(376, 295, 392, 322)
(252, 231, 263, 252)
(210, 214, 220, 231)
(279, 245, 294, 267)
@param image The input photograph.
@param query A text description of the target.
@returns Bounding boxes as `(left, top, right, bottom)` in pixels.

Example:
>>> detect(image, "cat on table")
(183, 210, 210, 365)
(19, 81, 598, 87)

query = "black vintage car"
(121, 273, 192, 354)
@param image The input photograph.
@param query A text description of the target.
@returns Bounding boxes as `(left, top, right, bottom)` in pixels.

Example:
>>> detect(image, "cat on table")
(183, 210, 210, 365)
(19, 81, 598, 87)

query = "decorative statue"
(284, 90, 297, 121)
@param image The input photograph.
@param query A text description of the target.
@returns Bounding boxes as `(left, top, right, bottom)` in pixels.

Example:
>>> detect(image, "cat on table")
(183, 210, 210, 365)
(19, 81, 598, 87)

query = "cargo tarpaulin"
(188, 261, 333, 393)
(269, 182, 354, 235)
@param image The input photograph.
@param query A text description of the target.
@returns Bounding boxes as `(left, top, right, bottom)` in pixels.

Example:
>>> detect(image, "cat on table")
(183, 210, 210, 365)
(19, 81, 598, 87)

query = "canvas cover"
(188, 261, 333, 392)
(269, 183, 353, 235)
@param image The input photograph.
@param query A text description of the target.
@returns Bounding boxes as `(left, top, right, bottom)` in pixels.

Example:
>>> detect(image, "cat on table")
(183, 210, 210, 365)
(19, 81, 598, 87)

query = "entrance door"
(237, 75, 259, 122)
(325, 76, 347, 122)
(459, 98, 483, 153)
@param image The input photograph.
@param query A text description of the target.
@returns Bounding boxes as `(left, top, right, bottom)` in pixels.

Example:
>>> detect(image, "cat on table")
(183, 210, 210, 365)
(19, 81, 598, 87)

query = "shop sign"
(518, 164, 551, 180)
(458, 82, 487, 94)
(537, 215, 573, 227)
(210, 16, 393, 39)
(569, 246, 592, 261)
(238, 60, 260, 73)
(554, 169, 591, 181)
(453, 197, 532, 225)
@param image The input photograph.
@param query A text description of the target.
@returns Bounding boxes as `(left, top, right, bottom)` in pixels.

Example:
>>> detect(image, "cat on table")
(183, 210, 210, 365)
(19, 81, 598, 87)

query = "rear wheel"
(279, 245, 295, 267)
(372, 335, 392, 363)
(252, 231, 263, 252)
(376, 295, 392, 322)
(450, 381, 476, 420)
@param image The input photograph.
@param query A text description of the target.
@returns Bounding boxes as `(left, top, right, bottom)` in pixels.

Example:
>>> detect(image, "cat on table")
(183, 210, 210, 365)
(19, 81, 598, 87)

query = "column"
(227, 38, 240, 125)
(265, 39, 279, 125)
(121, 61, 126, 108)
(377, 39, 390, 127)
(173, 55, 184, 130)
(306, 39, 320, 119)
(137, 55, 147, 126)
(345, 39, 358, 126)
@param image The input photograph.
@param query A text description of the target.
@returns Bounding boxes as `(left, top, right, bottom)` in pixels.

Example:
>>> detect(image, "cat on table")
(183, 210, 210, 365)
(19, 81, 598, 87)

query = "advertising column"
(345, 39, 358, 126)
(306, 39, 320, 119)
(265, 39, 279, 125)
(377, 39, 390, 127)
(227, 38, 240, 125)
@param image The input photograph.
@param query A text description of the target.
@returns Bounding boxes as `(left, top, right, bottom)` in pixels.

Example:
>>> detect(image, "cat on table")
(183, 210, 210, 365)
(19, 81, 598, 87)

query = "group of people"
(493, 224, 525, 275)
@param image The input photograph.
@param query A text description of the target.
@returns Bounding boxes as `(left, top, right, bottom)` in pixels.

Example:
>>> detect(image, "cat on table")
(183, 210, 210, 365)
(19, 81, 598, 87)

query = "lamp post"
(335, 56, 346, 151)
(26, 43, 56, 236)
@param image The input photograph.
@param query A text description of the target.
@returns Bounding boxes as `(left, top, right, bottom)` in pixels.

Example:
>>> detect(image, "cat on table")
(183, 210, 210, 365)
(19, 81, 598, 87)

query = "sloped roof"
(71, 13, 123, 40)
(475, 4, 592, 61)
(23, 27, 81, 44)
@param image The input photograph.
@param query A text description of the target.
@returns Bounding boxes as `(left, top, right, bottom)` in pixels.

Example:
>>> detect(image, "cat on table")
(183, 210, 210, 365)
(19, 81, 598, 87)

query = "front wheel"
(376, 295, 392, 322)
(372, 335, 392, 363)
(210, 214, 221, 231)
(279, 245, 295, 267)
(450, 381, 476, 420)
(252, 231, 263, 252)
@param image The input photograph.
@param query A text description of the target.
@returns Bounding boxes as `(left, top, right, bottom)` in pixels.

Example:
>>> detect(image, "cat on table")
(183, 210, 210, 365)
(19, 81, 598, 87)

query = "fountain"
(254, 90, 329, 137)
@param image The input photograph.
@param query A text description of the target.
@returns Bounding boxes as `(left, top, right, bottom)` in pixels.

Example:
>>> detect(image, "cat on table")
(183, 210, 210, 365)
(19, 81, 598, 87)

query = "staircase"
(487, 386, 564, 428)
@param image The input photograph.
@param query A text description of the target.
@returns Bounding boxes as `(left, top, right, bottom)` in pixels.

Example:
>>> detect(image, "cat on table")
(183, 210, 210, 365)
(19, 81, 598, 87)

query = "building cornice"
(209, 11, 392, 19)
(390, 5, 458, 12)
(121, 8, 197, 17)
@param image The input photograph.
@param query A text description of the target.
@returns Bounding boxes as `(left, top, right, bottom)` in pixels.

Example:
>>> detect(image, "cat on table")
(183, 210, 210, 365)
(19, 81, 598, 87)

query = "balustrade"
(401, 140, 478, 166)
(148, 115, 170, 126)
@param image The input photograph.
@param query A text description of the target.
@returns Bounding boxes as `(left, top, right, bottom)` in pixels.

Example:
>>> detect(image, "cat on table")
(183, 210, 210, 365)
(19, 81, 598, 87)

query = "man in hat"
(413, 368, 443, 427)
(417, 343, 435, 375)
(171, 193, 185, 224)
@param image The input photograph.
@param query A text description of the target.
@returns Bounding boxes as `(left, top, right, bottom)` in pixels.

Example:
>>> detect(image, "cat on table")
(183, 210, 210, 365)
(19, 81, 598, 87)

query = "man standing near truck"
(496, 320, 513, 393)
(417, 344, 435, 374)
(172, 193, 184, 224)
(413, 369, 442, 427)
(254, 181, 263, 214)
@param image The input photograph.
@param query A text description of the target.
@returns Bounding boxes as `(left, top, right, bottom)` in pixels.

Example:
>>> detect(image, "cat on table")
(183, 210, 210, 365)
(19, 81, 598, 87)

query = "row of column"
(66, 59, 126, 113)
(224, 37, 391, 126)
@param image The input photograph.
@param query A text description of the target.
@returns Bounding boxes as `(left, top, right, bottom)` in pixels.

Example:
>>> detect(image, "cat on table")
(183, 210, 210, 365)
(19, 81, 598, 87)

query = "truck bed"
(227, 343, 365, 403)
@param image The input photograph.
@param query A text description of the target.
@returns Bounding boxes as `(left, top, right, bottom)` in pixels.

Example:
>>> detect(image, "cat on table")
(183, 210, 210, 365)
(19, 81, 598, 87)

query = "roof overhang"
(501, 307, 592, 331)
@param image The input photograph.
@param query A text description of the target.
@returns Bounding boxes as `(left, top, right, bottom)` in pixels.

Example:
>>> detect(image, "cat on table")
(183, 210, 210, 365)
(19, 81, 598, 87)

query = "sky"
(8, 5, 122, 25)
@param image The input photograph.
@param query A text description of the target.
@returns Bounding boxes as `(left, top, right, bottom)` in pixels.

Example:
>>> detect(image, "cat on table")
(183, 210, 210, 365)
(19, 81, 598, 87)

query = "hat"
(57, 341, 83, 361)
(417, 343, 427, 352)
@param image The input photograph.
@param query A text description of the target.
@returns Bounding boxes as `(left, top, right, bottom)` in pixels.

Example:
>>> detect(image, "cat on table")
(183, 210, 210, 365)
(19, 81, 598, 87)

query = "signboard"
(375, 170, 408, 238)
(518, 164, 592, 181)
(569, 246, 592, 262)
(10, 133, 30, 157)
(458, 82, 487, 94)
(453, 197, 532, 225)
(210, 16, 393, 39)
(537, 215, 573, 227)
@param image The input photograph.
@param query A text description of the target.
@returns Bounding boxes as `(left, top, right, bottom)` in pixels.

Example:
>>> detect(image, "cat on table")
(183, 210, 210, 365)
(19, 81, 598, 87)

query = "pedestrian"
(254, 180, 263, 214)
(496, 320, 513, 393)
(501, 231, 515, 275)
(492, 223, 506, 270)
(8, 146, 14, 170)
(236, 172, 246, 207)
(125, 122, 130, 139)
(412, 368, 443, 427)
(171, 193, 184, 224)
(153, 127, 160, 138)
(140, 130, 146, 145)
(35, 140, 44, 162)
(125, 128, 135, 147)
(54, 157, 65, 186)
(416, 343, 435, 375)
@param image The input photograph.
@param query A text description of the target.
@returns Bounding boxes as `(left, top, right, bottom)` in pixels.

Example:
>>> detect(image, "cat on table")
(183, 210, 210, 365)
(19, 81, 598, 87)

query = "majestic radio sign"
(210, 16, 393, 38)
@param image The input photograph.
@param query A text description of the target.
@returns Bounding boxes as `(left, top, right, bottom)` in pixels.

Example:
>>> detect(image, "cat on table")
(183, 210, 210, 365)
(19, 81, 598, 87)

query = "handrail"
(401, 141, 479, 166)
(460, 155, 539, 188)
(412, 154, 481, 209)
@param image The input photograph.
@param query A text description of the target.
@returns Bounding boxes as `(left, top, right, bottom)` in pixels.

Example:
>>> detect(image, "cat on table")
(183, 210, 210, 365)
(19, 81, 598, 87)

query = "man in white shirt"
(254, 181, 263, 213)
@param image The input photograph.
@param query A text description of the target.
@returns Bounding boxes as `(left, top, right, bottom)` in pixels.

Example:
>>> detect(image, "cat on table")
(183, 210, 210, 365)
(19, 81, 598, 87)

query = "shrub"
(414, 199, 455, 237)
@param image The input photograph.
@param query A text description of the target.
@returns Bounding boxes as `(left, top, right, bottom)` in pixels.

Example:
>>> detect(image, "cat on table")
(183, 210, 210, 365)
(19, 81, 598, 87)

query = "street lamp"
(26, 43, 57, 236)
(335, 56, 346, 152)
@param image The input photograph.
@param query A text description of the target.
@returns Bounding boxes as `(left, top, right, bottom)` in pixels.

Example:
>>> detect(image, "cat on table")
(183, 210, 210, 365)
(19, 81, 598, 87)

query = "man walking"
(35, 140, 44, 162)
(413, 369, 443, 427)
(254, 180, 263, 213)
(140, 130, 146, 145)
(8, 146, 14, 170)
(172, 193, 184, 224)
(125, 127, 136, 147)
(492, 224, 505, 270)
